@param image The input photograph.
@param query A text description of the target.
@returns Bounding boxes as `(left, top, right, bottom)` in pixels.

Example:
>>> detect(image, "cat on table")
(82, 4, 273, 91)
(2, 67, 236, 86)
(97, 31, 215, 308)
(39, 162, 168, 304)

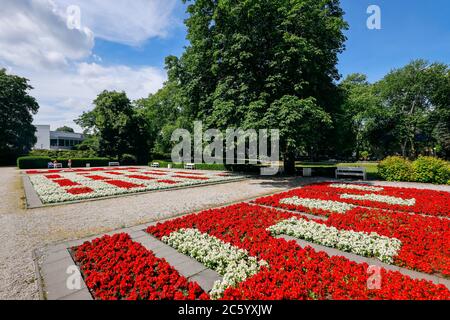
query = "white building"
(34, 125, 84, 150)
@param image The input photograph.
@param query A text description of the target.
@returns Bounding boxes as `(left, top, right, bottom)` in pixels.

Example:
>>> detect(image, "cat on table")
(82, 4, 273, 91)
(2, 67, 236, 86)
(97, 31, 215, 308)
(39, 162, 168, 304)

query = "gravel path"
(0, 167, 310, 300)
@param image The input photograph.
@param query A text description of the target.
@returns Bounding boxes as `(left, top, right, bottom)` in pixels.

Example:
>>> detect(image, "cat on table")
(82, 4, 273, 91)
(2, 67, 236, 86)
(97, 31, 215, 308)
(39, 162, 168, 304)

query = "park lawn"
(296, 162, 379, 179)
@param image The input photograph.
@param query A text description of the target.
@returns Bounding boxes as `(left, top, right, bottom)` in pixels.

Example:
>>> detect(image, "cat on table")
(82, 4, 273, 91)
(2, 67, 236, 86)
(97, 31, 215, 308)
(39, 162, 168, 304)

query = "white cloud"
(0, 0, 94, 69)
(56, 0, 178, 46)
(22, 63, 167, 130)
(0, 0, 177, 131)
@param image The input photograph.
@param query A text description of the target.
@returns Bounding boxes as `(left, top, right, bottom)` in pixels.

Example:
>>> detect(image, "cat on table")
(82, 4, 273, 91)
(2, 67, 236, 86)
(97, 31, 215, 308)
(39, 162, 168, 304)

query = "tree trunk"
(283, 152, 296, 175)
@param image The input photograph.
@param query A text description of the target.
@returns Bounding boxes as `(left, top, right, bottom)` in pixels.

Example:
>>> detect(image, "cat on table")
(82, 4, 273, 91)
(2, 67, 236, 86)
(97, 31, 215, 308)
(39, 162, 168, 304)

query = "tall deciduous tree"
(75, 90, 152, 163)
(173, 0, 347, 172)
(0, 69, 39, 164)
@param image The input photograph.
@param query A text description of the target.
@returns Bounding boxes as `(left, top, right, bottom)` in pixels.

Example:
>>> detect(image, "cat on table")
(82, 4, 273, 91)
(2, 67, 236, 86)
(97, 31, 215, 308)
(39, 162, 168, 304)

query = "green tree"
(372, 60, 450, 159)
(75, 90, 152, 163)
(173, 0, 347, 172)
(0, 69, 39, 164)
(56, 126, 75, 133)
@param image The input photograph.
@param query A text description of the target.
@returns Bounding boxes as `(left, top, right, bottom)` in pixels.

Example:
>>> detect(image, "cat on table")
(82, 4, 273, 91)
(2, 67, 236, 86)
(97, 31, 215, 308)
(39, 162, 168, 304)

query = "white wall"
(34, 125, 50, 150)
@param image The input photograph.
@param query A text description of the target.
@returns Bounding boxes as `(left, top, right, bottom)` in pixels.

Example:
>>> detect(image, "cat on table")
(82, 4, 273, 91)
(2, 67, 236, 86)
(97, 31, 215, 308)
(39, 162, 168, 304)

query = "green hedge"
(17, 156, 52, 169)
(17, 156, 114, 169)
(379, 156, 450, 185)
(29, 149, 97, 158)
(149, 160, 227, 171)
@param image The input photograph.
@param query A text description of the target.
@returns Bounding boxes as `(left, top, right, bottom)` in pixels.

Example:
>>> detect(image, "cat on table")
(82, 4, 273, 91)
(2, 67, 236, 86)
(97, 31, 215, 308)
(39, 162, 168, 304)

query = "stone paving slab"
(279, 235, 450, 290)
(22, 175, 43, 208)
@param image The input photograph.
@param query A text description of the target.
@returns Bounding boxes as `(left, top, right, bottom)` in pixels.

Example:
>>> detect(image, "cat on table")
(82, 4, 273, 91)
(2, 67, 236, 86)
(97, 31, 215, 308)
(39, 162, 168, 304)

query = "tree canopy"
(0, 69, 39, 164)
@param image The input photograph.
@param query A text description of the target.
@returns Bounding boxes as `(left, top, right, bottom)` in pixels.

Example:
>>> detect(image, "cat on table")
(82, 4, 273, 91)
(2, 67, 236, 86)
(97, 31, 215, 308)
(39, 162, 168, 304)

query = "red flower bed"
(322, 207, 450, 276)
(157, 180, 179, 184)
(52, 179, 80, 187)
(172, 175, 209, 180)
(175, 171, 205, 176)
(104, 171, 124, 175)
(66, 187, 93, 195)
(104, 180, 144, 189)
(72, 233, 208, 300)
(142, 171, 167, 176)
(147, 203, 450, 300)
(45, 174, 62, 179)
(255, 183, 450, 218)
(86, 175, 112, 181)
(127, 175, 155, 180)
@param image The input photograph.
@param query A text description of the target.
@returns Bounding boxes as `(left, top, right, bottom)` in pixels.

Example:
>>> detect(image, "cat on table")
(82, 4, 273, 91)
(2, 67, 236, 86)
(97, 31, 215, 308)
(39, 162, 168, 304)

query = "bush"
(378, 156, 413, 182)
(412, 156, 450, 185)
(17, 156, 51, 169)
(149, 160, 228, 171)
(121, 154, 137, 165)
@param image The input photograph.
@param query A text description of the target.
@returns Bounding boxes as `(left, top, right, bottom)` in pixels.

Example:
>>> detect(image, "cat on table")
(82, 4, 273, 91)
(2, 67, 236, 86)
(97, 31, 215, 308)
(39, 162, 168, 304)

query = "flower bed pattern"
(26, 167, 242, 204)
(147, 203, 450, 300)
(255, 182, 450, 218)
(72, 233, 208, 300)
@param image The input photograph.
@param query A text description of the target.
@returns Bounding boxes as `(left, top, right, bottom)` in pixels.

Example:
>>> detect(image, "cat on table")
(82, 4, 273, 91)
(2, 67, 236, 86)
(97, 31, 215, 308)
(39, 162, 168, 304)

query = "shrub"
(149, 160, 227, 171)
(29, 149, 97, 158)
(378, 156, 413, 182)
(121, 154, 137, 165)
(412, 156, 450, 185)
(17, 156, 51, 169)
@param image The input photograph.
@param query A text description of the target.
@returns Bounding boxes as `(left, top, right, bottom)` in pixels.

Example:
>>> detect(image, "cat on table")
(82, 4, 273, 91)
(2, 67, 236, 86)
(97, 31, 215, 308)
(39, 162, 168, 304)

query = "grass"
(296, 161, 380, 179)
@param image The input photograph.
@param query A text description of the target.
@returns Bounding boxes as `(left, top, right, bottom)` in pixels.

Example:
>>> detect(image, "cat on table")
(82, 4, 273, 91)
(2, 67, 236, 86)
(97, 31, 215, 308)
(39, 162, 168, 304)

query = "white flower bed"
(162, 228, 267, 299)
(279, 196, 356, 213)
(267, 217, 402, 264)
(340, 193, 416, 206)
(330, 184, 384, 192)
(27, 168, 241, 204)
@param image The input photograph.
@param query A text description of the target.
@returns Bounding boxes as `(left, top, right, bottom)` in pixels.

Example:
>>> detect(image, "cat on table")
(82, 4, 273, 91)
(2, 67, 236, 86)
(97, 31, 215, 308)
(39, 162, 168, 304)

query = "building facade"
(34, 125, 84, 150)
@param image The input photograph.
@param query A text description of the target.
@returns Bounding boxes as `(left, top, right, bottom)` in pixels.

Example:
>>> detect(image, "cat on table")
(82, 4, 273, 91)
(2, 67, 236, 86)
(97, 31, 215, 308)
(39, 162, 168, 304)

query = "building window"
(59, 139, 65, 147)
(50, 139, 57, 146)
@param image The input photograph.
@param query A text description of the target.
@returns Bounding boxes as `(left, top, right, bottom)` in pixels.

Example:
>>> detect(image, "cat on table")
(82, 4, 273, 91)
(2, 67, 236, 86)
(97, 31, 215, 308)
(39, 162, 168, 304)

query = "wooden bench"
(109, 162, 120, 167)
(151, 162, 160, 168)
(336, 167, 366, 180)
(184, 163, 196, 170)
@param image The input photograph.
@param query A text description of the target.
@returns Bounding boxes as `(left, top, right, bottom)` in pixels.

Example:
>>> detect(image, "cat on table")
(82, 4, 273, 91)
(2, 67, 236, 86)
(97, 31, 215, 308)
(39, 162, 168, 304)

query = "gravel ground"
(1, 167, 448, 300)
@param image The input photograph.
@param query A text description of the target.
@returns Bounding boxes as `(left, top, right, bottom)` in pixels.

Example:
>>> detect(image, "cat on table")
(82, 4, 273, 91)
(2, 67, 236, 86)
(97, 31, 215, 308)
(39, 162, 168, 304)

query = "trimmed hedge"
(379, 156, 450, 185)
(149, 160, 227, 171)
(17, 156, 114, 169)
(17, 156, 51, 169)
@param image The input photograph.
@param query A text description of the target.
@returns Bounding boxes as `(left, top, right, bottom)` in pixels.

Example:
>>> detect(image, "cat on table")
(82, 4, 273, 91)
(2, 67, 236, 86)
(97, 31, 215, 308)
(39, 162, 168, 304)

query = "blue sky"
(2, 0, 450, 129)
(93, 0, 450, 82)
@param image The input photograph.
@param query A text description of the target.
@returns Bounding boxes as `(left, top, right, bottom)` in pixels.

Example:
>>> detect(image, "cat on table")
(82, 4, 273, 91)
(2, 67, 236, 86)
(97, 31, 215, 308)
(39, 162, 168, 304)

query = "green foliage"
(412, 156, 450, 185)
(56, 126, 75, 133)
(149, 160, 226, 171)
(29, 149, 97, 158)
(121, 153, 137, 165)
(75, 90, 152, 164)
(0, 69, 39, 164)
(378, 156, 413, 182)
(171, 0, 347, 168)
(17, 156, 51, 169)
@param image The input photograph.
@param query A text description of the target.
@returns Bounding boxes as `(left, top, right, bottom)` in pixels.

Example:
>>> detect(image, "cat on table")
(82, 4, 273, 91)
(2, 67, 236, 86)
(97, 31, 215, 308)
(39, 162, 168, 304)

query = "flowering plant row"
(72, 233, 208, 300)
(147, 203, 450, 299)
(255, 182, 450, 217)
(268, 217, 402, 264)
(162, 228, 267, 299)
(27, 167, 241, 204)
